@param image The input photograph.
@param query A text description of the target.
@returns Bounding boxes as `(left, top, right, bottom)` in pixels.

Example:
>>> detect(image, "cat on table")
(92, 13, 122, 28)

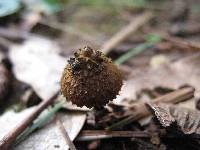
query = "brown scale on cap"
(60, 46, 123, 108)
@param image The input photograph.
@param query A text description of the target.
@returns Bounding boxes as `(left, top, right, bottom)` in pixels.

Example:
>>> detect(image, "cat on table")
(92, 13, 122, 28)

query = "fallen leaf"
(148, 103, 200, 134)
(0, 108, 35, 139)
(114, 53, 200, 104)
(0, 107, 86, 149)
(14, 112, 86, 150)
(9, 36, 67, 100)
(147, 103, 175, 127)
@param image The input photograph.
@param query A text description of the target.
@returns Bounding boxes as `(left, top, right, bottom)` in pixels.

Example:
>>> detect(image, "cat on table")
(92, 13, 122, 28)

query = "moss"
(60, 46, 123, 108)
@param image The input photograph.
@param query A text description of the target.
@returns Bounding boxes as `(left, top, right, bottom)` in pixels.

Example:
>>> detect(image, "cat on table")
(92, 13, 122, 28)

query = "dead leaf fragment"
(148, 103, 200, 134)
(0, 107, 86, 150)
(9, 36, 67, 100)
(115, 53, 200, 104)
(147, 103, 175, 127)
(0, 108, 35, 139)
(14, 112, 86, 150)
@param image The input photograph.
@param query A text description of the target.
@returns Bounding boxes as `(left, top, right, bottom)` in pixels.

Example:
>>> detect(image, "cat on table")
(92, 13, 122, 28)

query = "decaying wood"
(56, 116, 77, 150)
(0, 93, 59, 150)
(107, 87, 194, 130)
(101, 11, 154, 54)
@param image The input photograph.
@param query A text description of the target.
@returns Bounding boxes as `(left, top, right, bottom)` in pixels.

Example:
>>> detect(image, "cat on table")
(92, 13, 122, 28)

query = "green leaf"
(0, 0, 21, 17)
(114, 33, 162, 65)
(41, 0, 68, 13)
(24, 0, 68, 14)
(145, 33, 161, 43)
(114, 43, 153, 65)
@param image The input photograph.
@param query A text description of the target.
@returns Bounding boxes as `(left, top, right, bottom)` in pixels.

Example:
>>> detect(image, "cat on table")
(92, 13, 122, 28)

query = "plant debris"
(0, 107, 86, 150)
(148, 103, 200, 135)
(9, 36, 66, 99)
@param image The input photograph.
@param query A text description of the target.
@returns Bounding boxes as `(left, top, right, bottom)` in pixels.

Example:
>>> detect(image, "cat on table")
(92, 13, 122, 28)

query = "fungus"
(60, 46, 122, 108)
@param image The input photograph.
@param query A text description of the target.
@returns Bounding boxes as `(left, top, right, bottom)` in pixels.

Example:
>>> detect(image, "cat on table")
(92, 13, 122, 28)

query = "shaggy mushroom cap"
(60, 46, 123, 108)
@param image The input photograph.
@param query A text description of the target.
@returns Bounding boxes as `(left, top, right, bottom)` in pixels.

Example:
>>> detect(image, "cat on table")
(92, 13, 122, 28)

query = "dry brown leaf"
(114, 53, 200, 104)
(148, 103, 200, 134)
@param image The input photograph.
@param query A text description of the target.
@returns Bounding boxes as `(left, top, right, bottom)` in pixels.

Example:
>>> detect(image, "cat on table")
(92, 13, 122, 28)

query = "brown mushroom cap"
(60, 46, 123, 108)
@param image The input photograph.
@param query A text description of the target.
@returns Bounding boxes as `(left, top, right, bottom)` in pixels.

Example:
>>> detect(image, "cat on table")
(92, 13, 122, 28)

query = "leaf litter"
(14, 112, 86, 150)
(0, 107, 86, 150)
(8, 36, 67, 100)
(115, 53, 200, 105)
(3, 35, 200, 150)
(148, 103, 200, 135)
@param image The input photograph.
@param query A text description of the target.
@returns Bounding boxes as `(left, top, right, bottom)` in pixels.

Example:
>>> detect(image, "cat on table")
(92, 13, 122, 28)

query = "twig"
(14, 100, 65, 145)
(56, 116, 77, 150)
(0, 92, 59, 150)
(101, 11, 154, 54)
(76, 130, 200, 141)
(77, 130, 151, 141)
(161, 33, 200, 51)
(106, 87, 194, 130)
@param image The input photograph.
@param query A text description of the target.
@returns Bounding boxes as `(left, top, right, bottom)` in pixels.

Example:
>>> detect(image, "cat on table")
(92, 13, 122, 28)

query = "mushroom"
(60, 46, 123, 108)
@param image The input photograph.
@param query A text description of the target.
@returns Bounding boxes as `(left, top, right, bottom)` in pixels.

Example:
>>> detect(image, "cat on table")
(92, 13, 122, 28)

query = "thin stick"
(0, 93, 59, 150)
(106, 87, 194, 130)
(77, 130, 151, 141)
(76, 130, 200, 141)
(14, 100, 65, 145)
(101, 11, 154, 54)
(160, 33, 200, 51)
(56, 116, 77, 150)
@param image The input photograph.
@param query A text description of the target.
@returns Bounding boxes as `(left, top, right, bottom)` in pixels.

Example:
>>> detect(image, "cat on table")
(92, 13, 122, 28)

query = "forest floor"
(0, 0, 200, 150)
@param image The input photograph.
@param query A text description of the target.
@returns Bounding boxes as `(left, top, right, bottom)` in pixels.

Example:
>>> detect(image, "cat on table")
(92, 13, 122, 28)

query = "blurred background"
(1, 0, 200, 53)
